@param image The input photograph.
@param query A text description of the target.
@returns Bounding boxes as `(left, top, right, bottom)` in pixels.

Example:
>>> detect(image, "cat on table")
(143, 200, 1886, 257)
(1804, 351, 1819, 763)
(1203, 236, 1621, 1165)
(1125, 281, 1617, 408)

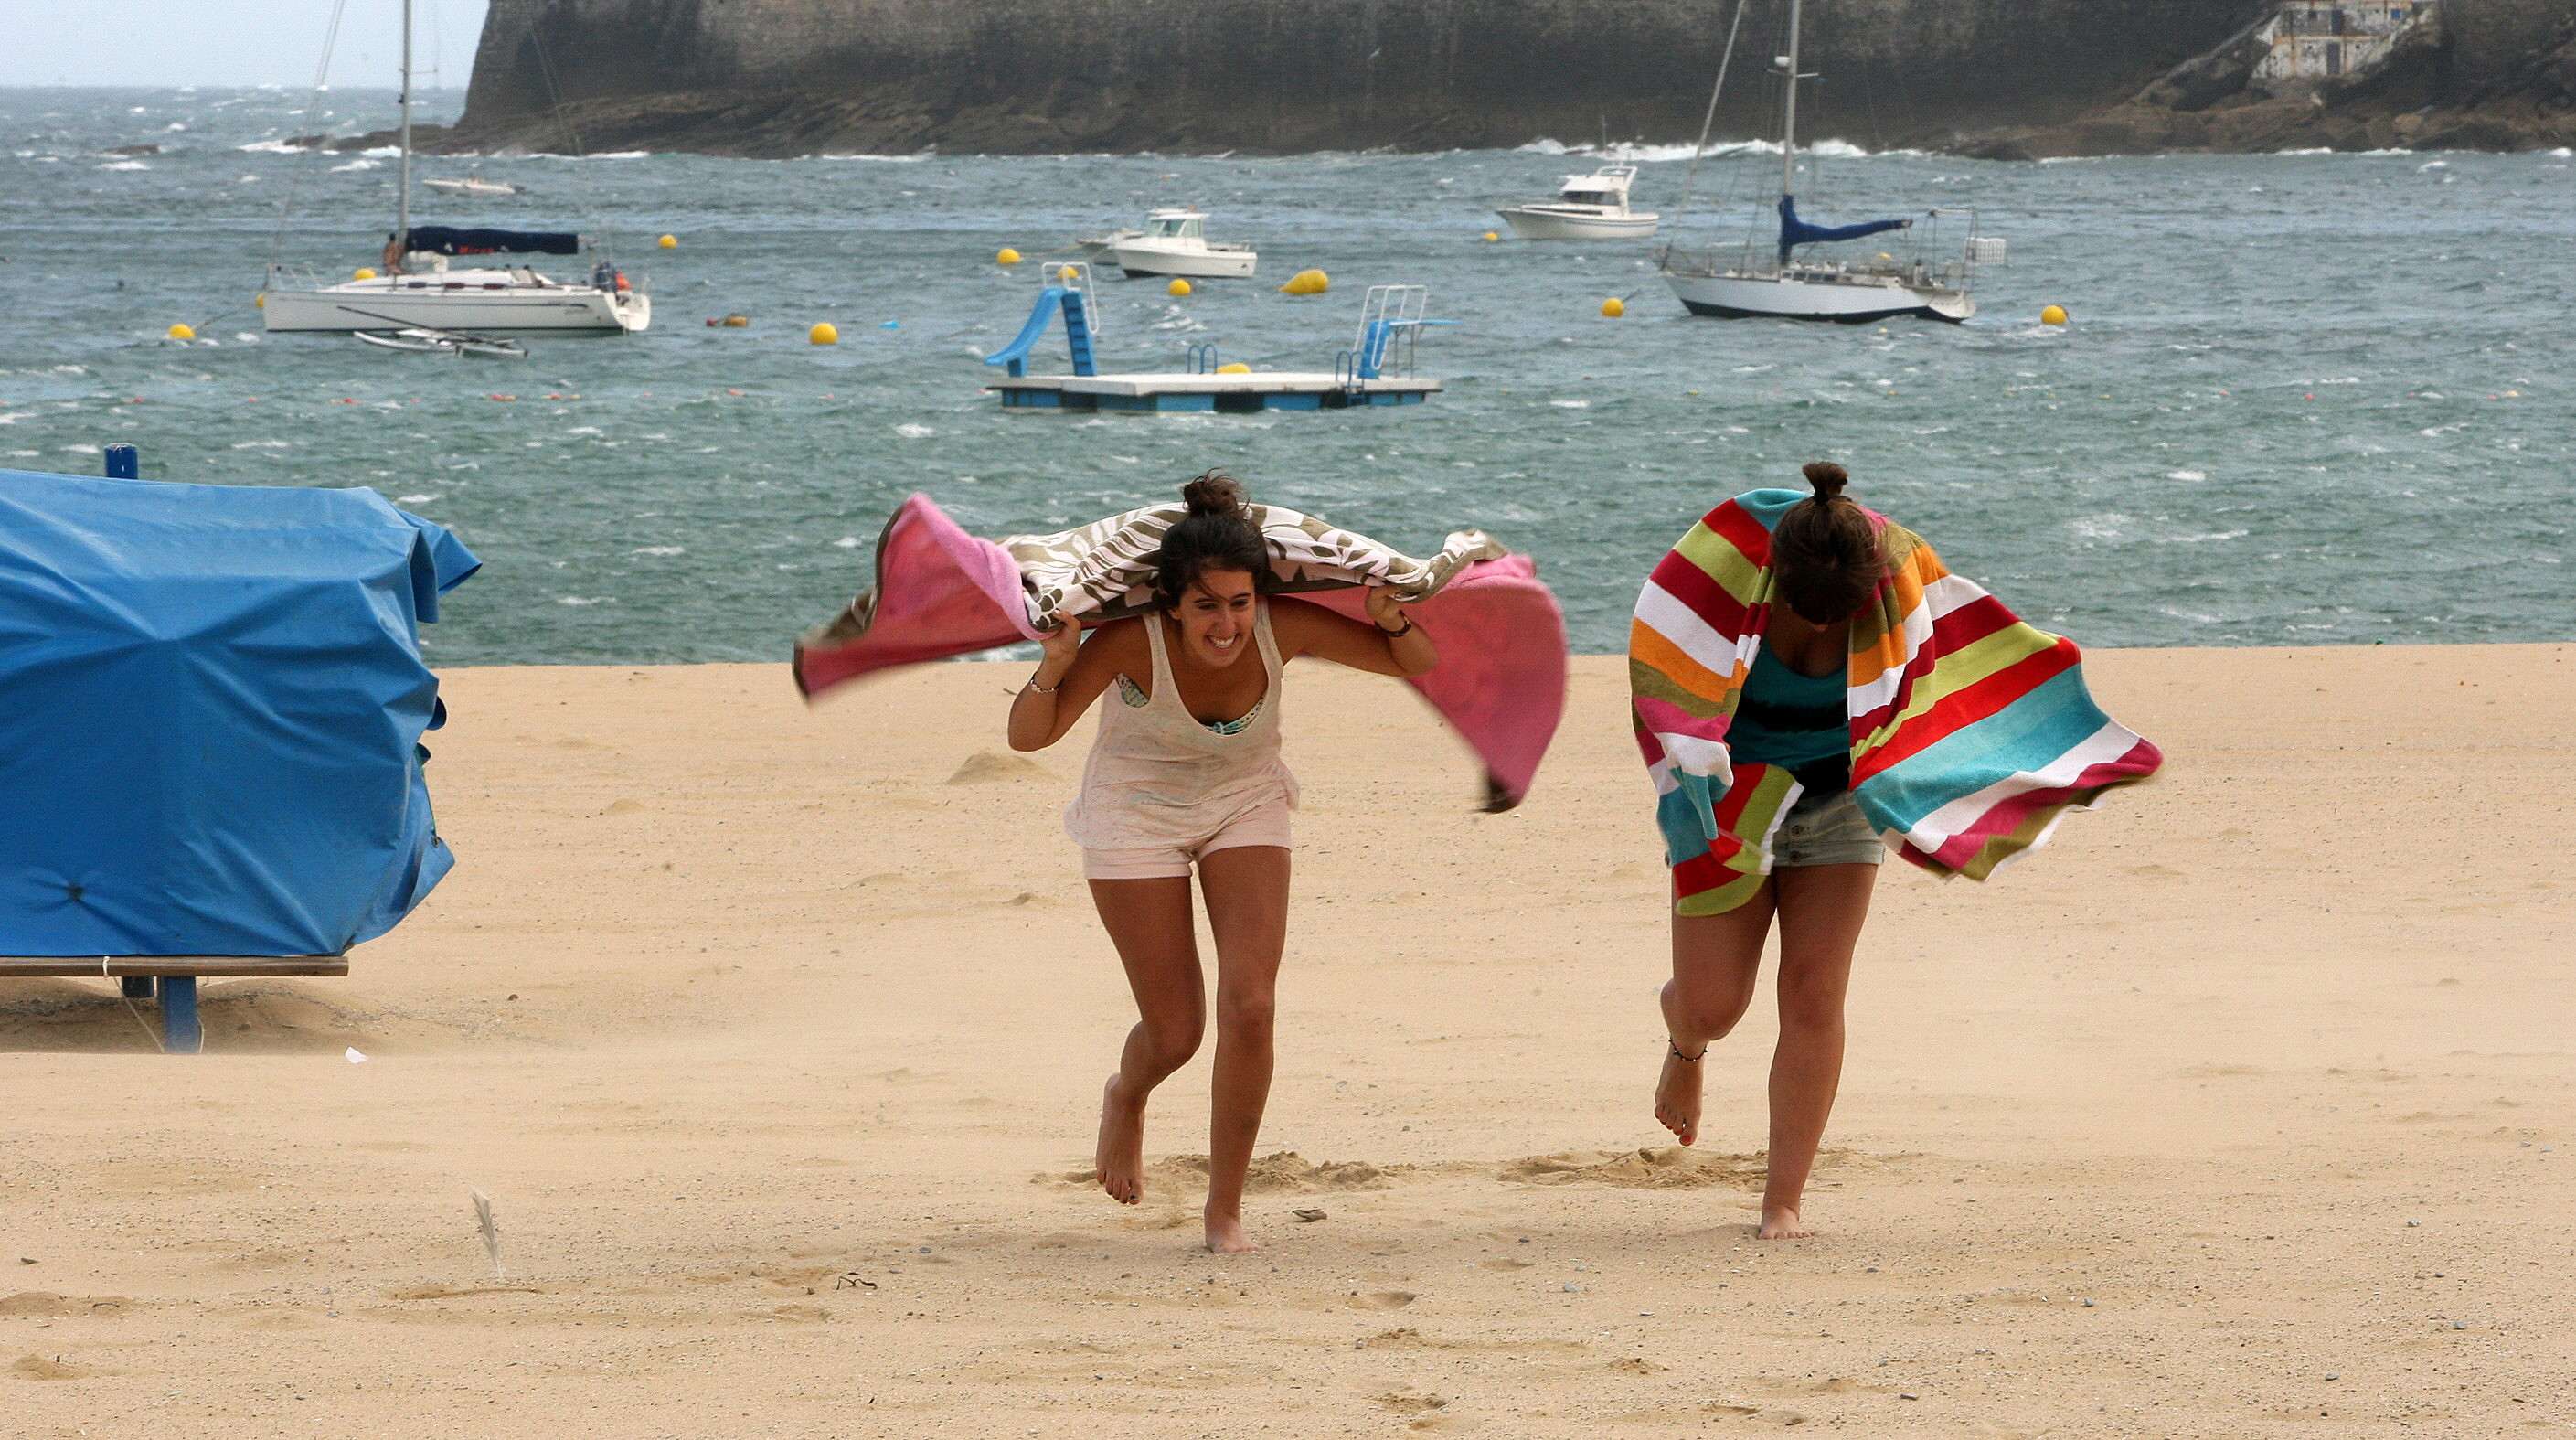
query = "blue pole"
(104, 443, 138, 480)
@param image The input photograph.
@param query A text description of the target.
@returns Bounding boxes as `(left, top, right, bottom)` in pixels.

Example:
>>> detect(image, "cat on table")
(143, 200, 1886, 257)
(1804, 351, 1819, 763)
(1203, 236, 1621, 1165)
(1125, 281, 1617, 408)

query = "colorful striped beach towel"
(1633, 488, 2162, 915)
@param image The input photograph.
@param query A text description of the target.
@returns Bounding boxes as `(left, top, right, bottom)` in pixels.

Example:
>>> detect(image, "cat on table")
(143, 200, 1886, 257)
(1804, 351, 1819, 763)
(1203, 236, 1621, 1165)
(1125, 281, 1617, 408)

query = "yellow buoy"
(2041, 304, 2069, 326)
(253, 293, 266, 309)
(809, 322, 840, 346)
(722, 314, 750, 328)
(166, 322, 196, 341)
(1601, 297, 1625, 318)
(1483, 230, 1501, 242)
(1167, 278, 1192, 297)
(1278, 268, 1329, 295)
(659, 233, 678, 249)
(1215, 362, 1251, 375)
(353, 267, 377, 282)
(995, 247, 1021, 266)
(1058, 265, 1081, 283)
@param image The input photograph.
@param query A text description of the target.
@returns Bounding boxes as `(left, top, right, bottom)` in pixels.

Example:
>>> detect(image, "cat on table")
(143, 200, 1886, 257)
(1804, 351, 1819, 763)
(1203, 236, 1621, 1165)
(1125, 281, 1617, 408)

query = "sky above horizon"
(0, 0, 492, 89)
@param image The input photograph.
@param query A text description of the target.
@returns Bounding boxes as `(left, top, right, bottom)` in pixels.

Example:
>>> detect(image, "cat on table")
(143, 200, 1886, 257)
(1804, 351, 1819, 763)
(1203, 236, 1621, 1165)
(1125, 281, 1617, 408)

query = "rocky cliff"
(1961, 0, 2576, 155)
(442, 0, 2280, 156)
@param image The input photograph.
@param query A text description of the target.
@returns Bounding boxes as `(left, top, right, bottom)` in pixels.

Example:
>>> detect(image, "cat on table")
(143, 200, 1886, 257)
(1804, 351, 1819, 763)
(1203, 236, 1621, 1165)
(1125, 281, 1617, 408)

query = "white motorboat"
(261, 0, 647, 337)
(1103, 209, 1258, 280)
(1657, 0, 1995, 324)
(422, 176, 519, 197)
(1495, 165, 1659, 240)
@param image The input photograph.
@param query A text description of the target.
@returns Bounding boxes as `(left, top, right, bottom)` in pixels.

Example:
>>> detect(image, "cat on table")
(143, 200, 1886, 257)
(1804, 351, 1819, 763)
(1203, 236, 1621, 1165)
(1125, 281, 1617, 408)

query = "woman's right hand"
(1038, 608, 1082, 671)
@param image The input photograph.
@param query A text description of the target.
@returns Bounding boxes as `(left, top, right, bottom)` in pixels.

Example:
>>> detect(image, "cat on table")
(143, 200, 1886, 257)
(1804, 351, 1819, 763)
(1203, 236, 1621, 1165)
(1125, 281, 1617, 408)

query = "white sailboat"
(1658, 0, 1993, 325)
(261, 0, 647, 337)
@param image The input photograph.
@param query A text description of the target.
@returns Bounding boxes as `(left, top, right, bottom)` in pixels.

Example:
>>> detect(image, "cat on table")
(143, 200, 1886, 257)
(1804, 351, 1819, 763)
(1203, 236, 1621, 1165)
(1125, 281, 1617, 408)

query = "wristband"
(1377, 617, 1414, 638)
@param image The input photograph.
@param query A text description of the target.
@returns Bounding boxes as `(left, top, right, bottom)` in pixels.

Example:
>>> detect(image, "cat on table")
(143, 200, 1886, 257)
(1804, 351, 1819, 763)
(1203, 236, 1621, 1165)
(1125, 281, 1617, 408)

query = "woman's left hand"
(1363, 584, 1409, 633)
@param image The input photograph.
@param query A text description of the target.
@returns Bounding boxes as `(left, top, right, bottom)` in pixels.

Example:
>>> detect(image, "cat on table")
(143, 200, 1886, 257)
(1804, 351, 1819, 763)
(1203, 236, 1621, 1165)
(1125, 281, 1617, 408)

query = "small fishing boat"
(354, 325, 529, 359)
(1103, 208, 1258, 281)
(1496, 165, 1658, 240)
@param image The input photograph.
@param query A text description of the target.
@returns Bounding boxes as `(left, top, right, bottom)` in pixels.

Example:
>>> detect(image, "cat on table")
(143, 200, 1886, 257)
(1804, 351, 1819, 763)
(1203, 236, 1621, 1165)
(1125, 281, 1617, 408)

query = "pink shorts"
(1080, 796, 1293, 880)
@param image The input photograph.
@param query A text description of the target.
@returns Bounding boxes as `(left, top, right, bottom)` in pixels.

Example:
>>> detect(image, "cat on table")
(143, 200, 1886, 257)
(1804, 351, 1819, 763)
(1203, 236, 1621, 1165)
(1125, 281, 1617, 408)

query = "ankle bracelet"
(1669, 1041, 1708, 1063)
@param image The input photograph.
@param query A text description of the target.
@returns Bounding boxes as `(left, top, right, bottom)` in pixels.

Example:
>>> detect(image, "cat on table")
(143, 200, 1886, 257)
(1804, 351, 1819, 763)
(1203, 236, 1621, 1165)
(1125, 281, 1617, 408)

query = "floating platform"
(981, 268, 1449, 416)
(988, 371, 1440, 412)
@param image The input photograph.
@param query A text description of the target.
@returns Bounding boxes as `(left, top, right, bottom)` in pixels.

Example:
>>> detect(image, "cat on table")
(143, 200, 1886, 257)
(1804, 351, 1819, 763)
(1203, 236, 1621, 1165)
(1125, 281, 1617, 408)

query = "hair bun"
(1180, 471, 1248, 517)
(1801, 460, 1850, 502)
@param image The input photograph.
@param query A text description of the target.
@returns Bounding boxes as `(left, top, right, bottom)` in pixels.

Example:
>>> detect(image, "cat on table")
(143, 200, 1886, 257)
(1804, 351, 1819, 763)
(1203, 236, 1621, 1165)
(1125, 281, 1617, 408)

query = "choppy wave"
(1518, 136, 1905, 162)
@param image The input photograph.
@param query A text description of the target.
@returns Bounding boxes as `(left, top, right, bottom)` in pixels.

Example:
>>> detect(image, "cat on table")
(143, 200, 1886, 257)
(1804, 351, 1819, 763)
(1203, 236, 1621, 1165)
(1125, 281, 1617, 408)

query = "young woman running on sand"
(1636, 462, 2157, 1239)
(1007, 473, 1437, 1254)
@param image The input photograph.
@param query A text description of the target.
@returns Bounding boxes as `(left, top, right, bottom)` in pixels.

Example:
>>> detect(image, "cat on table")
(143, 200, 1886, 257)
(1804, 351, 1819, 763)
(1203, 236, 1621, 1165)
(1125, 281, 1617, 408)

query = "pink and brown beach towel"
(797, 494, 1569, 810)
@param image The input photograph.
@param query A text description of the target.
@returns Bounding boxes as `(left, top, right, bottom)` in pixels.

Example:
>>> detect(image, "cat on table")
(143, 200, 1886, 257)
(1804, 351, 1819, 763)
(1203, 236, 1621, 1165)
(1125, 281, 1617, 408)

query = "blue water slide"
(985, 285, 1070, 378)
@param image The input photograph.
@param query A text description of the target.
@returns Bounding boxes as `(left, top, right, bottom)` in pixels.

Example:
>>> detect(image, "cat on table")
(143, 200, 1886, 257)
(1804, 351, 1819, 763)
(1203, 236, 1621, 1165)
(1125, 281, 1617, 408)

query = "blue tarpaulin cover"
(0, 469, 479, 957)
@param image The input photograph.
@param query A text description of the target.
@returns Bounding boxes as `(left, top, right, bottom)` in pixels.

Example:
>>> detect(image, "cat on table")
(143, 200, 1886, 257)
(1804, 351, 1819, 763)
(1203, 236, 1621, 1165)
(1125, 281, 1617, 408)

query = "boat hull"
(1496, 208, 1659, 241)
(262, 275, 649, 335)
(1107, 243, 1258, 280)
(1662, 269, 1971, 324)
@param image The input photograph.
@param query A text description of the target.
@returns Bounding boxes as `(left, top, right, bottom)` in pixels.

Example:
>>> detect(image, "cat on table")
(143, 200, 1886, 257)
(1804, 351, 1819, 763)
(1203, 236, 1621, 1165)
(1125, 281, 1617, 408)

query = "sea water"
(3, 87, 2568, 662)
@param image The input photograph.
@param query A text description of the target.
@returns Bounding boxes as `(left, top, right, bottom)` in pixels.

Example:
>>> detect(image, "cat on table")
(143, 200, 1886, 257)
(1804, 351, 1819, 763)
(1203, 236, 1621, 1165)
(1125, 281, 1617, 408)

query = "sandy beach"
(4, 643, 2571, 1436)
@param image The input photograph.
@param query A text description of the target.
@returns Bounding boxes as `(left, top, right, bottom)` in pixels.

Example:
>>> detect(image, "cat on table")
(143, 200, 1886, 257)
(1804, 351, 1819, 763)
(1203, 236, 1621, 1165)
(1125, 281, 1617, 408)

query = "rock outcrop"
(439, 0, 2279, 156)
(1960, 0, 2576, 156)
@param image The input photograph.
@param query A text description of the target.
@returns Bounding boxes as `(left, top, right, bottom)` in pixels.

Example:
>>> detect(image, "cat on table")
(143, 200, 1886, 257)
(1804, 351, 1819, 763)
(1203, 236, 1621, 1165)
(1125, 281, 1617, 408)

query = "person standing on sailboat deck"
(1634, 463, 2161, 1239)
(1006, 473, 1439, 1255)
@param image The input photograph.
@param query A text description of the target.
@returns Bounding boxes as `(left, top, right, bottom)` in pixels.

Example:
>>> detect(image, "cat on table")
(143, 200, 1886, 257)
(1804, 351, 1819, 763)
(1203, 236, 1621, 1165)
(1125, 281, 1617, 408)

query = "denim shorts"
(1773, 788, 1887, 869)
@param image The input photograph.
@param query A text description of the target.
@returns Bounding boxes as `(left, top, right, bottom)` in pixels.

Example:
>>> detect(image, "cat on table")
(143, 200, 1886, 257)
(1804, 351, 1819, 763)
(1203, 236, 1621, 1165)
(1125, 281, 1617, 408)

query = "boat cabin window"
(1150, 216, 1204, 240)
(1561, 190, 1616, 207)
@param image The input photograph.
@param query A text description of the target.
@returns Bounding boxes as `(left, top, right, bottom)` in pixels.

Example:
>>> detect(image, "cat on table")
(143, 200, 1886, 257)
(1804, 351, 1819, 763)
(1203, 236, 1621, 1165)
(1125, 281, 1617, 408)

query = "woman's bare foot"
(1203, 1209, 1259, 1254)
(1654, 1044, 1706, 1146)
(1757, 1204, 1812, 1240)
(1094, 1075, 1147, 1205)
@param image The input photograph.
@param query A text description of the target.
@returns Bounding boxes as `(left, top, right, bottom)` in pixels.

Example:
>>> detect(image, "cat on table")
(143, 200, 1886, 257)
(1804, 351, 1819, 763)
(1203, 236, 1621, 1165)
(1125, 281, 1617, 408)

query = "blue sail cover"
(0, 470, 480, 957)
(1777, 197, 1911, 262)
(401, 225, 580, 256)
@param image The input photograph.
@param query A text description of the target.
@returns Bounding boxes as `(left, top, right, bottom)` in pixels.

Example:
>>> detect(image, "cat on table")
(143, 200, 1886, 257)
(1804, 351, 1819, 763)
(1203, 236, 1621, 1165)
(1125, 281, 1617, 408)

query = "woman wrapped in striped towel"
(1635, 463, 2160, 1238)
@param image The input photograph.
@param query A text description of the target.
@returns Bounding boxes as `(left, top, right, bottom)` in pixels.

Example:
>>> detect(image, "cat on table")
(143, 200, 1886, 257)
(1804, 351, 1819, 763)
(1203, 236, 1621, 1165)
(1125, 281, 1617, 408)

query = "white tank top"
(1063, 600, 1300, 848)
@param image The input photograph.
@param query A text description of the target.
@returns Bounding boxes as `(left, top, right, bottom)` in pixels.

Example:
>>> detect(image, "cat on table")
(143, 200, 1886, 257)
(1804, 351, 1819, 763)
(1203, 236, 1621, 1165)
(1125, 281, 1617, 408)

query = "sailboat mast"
(397, 0, 412, 251)
(1780, 0, 1802, 199)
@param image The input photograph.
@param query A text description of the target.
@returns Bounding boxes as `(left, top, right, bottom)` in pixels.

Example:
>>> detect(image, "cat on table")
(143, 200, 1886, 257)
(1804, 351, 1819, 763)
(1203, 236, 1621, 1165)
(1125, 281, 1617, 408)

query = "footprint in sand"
(1496, 1147, 1765, 1189)
(946, 751, 1048, 784)
(1348, 1290, 1418, 1310)
(1373, 1391, 1448, 1414)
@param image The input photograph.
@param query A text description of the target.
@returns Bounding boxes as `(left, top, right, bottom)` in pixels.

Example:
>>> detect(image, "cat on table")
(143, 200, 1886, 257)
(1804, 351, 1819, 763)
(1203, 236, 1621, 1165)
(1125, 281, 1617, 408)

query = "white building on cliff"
(2255, 2, 2436, 80)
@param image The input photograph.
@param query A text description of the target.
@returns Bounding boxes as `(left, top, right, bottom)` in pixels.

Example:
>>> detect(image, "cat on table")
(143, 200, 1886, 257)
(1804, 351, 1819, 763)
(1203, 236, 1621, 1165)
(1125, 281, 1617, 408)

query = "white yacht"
(1657, 0, 1990, 324)
(261, 0, 647, 337)
(1103, 209, 1259, 280)
(1496, 165, 1659, 240)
